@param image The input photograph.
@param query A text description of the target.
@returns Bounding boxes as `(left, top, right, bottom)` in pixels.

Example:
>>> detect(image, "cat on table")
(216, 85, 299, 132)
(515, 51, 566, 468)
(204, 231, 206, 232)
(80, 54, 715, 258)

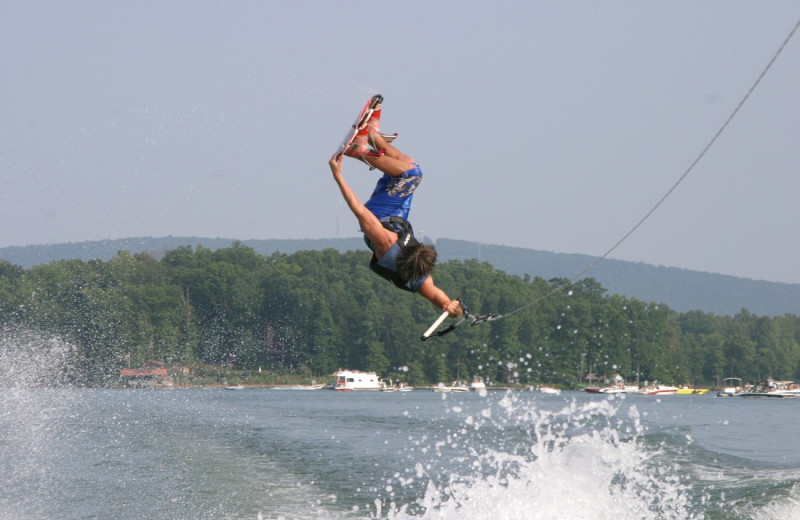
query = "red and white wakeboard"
(336, 94, 396, 159)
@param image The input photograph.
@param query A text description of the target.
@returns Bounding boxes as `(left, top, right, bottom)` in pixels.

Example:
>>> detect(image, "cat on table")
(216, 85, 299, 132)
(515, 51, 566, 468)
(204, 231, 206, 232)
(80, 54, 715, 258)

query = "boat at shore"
(717, 377, 799, 398)
(739, 390, 796, 398)
(717, 377, 743, 397)
(537, 385, 561, 395)
(432, 380, 470, 393)
(586, 381, 707, 396)
(739, 379, 798, 398)
(380, 378, 414, 392)
(585, 385, 639, 394)
(641, 384, 679, 396)
(271, 383, 326, 390)
(330, 369, 381, 391)
(675, 387, 710, 395)
(470, 376, 486, 391)
(585, 374, 638, 394)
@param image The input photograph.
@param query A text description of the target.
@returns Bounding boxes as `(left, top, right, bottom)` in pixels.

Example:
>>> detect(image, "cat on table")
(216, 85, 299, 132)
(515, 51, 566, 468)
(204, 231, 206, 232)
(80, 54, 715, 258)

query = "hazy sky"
(2, 2, 799, 284)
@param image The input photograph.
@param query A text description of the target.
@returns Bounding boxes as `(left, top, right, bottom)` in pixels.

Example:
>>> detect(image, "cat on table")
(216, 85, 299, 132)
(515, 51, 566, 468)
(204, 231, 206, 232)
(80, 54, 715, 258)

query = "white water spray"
(385, 393, 696, 520)
(0, 325, 78, 387)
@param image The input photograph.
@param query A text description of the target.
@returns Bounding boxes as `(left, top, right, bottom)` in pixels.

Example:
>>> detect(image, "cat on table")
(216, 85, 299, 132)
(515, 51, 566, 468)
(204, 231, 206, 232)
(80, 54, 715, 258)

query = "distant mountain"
(1, 236, 798, 317)
(0, 236, 365, 267)
(434, 239, 799, 317)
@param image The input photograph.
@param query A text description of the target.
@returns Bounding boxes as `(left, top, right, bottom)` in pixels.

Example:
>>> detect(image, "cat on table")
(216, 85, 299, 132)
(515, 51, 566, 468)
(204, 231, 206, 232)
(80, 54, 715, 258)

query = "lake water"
(2, 384, 800, 520)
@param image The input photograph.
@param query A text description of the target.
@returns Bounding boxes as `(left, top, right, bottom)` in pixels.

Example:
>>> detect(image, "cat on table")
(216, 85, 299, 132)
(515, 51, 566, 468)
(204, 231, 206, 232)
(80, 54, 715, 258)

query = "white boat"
(739, 379, 797, 398)
(774, 381, 800, 395)
(717, 377, 743, 397)
(587, 374, 638, 394)
(739, 390, 796, 398)
(538, 385, 561, 395)
(380, 378, 414, 392)
(641, 384, 679, 396)
(600, 385, 639, 394)
(330, 369, 381, 391)
(470, 376, 486, 391)
(432, 380, 470, 393)
(273, 383, 326, 390)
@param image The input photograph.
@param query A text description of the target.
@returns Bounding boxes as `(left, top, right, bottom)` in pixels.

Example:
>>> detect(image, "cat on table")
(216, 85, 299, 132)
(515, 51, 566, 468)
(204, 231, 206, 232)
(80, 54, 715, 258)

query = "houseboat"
(330, 369, 382, 391)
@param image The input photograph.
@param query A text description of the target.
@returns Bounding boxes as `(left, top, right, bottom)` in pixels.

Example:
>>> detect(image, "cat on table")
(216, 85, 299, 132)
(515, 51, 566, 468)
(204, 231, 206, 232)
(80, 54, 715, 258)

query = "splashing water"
(383, 393, 695, 520)
(3, 326, 798, 519)
(749, 485, 800, 520)
(0, 325, 79, 387)
(0, 327, 84, 518)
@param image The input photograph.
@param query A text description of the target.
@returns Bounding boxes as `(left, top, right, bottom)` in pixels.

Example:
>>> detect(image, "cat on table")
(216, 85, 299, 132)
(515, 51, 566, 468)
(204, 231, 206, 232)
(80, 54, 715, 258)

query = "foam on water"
(384, 393, 694, 520)
(750, 485, 800, 519)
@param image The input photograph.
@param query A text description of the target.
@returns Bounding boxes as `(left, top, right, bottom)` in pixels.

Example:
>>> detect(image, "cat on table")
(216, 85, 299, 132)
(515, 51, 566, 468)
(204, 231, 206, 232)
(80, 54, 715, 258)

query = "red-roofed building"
(120, 362, 173, 387)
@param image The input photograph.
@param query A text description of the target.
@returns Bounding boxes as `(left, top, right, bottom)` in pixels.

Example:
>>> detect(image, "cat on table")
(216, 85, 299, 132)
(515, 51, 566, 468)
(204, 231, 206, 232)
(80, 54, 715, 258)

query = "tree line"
(1, 242, 798, 387)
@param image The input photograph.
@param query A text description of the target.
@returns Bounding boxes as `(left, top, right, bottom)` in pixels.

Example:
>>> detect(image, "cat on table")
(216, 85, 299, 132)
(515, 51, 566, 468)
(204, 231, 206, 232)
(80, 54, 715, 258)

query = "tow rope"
(422, 17, 800, 341)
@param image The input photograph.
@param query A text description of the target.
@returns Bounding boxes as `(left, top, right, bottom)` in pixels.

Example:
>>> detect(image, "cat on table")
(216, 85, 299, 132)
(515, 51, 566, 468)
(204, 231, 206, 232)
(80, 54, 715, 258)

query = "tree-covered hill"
(1, 244, 798, 388)
(1, 236, 798, 316)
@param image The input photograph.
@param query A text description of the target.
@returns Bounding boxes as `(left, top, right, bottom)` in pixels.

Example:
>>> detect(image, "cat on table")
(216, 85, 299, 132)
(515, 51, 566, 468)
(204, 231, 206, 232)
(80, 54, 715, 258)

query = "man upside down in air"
(328, 99, 462, 318)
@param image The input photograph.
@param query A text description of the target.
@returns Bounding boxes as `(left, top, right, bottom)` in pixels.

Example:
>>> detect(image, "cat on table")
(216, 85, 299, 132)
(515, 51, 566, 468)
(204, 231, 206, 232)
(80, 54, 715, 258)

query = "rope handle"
(420, 300, 503, 341)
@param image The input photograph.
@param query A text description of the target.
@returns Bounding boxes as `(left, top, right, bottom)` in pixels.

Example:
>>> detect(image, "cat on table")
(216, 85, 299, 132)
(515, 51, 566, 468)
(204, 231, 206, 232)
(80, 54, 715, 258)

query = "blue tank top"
(364, 166, 423, 220)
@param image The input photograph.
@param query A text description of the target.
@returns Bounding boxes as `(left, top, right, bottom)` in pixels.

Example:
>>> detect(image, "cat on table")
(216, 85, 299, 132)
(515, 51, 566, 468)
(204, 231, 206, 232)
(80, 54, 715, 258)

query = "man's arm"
(328, 153, 395, 255)
(418, 276, 463, 317)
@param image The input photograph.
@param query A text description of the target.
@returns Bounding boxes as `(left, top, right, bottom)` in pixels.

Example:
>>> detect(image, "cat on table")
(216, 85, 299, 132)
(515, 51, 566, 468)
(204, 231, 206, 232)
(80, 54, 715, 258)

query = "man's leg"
(362, 133, 416, 177)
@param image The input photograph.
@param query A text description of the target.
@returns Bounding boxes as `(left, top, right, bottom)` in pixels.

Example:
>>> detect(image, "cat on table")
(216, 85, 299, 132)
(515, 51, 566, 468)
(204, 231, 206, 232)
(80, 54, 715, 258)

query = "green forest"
(1, 242, 799, 388)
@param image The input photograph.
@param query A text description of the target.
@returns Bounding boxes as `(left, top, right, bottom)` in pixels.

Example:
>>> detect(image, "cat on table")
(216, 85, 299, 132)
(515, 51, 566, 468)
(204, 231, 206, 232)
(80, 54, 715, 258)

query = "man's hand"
(329, 152, 344, 178)
(444, 299, 463, 318)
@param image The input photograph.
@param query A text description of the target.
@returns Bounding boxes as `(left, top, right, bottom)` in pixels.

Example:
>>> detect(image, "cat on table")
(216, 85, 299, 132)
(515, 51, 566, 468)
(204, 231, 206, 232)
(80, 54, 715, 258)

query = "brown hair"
(396, 244, 437, 282)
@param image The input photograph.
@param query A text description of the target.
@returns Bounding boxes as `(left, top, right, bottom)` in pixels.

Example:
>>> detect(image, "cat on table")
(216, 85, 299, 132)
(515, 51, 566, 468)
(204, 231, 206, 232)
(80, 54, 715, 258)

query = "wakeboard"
(336, 94, 395, 159)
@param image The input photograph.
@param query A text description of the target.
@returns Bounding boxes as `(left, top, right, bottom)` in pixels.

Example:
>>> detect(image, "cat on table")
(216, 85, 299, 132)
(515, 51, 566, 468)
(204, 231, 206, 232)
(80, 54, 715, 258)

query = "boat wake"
(378, 392, 800, 520)
(3, 326, 799, 520)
